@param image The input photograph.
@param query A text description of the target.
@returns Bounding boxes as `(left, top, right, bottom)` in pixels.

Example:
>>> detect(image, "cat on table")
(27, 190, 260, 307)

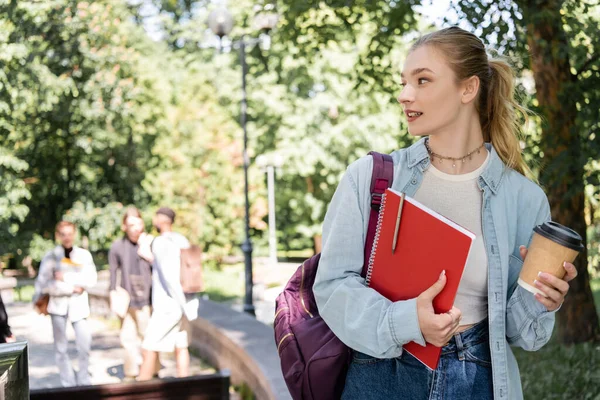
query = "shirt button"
(411, 179, 417, 185)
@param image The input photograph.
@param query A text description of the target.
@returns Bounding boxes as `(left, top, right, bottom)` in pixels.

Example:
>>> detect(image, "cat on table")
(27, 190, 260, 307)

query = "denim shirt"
(314, 138, 556, 400)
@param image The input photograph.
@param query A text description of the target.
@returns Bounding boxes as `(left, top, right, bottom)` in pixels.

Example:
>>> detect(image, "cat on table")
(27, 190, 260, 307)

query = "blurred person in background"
(137, 207, 191, 381)
(33, 221, 98, 387)
(0, 292, 15, 343)
(108, 206, 153, 380)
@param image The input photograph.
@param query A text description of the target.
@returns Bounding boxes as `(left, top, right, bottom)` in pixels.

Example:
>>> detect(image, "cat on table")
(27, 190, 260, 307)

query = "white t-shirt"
(151, 232, 190, 313)
(413, 152, 490, 325)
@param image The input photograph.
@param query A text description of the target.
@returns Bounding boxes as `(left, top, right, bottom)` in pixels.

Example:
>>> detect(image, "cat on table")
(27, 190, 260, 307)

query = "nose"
(397, 84, 414, 105)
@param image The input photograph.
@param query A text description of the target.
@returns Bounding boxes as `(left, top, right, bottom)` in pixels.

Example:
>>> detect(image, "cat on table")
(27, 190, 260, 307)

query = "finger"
(534, 292, 557, 311)
(537, 272, 569, 294)
(533, 279, 564, 304)
(442, 318, 460, 337)
(446, 326, 459, 343)
(439, 306, 460, 327)
(450, 321, 460, 336)
(422, 271, 447, 300)
(519, 245, 528, 261)
(562, 262, 578, 282)
(449, 306, 462, 325)
(454, 315, 461, 328)
(446, 311, 455, 325)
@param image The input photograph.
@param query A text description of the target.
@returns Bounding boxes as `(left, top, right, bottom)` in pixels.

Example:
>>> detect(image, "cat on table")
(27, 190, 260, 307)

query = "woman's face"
(397, 45, 465, 137)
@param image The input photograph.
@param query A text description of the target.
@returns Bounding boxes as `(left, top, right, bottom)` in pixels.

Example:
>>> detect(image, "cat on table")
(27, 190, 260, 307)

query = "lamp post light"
(208, 6, 278, 316)
(207, 8, 234, 40)
(256, 154, 283, 266)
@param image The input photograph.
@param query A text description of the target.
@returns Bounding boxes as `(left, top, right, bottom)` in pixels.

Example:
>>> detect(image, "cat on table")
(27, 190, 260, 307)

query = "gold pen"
(392, 192, 405, 254)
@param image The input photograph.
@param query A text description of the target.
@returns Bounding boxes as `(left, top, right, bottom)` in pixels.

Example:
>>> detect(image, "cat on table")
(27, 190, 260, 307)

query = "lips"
(405, 109, 423, 123)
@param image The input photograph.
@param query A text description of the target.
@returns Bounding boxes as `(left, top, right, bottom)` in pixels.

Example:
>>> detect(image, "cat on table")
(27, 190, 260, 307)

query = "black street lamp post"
(208, 7, 278, 316)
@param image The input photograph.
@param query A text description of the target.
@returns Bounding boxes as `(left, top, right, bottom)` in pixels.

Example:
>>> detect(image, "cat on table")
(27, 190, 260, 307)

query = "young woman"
(313, 27, 577, 400)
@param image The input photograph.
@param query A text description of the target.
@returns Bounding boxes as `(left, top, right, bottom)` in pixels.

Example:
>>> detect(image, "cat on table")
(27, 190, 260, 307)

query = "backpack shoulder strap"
(362, 151, 394, 277)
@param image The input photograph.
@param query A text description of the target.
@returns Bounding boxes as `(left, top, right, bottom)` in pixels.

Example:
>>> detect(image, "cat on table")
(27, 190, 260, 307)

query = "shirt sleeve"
(506, 194, 556, 351)
(314, 164, 425, 359)
(35, 251, 74, 297)
(108, 242, 119, 291)
(34, 252, 55, 300)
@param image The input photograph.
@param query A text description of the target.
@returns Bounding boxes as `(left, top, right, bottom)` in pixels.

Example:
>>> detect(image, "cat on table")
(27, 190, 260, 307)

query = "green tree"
(0, 147, 31, 255)
(451, 0, 600, 344)
(0, 0, 166, 258)
(140, 52, 255, 263)
(135, 0, 422, 251)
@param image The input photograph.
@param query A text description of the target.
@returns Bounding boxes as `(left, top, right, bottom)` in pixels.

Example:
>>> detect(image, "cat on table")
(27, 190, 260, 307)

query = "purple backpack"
(274, 152, 394, 400)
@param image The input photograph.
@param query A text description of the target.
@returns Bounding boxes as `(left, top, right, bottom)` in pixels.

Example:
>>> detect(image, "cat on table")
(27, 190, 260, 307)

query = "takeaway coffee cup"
(518, 221, 584, 296)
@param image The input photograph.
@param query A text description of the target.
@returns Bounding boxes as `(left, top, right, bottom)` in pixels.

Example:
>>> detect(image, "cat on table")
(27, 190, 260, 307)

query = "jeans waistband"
(441, 319, 489, 355)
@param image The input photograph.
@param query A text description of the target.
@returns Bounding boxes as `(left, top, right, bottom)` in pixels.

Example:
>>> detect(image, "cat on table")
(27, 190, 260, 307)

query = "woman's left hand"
(519, 245, 577, 311)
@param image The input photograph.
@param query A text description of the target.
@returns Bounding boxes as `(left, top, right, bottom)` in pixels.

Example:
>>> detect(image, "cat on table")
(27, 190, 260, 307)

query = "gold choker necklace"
(425, 138, 485, 168)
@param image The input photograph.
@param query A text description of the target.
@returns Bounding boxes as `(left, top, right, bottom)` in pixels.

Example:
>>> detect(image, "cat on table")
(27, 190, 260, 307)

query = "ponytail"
(484, 58, 533, 177)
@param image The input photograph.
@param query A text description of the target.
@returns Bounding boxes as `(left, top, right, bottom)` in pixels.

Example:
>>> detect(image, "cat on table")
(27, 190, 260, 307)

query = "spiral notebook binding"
(365, 192, 387, 286)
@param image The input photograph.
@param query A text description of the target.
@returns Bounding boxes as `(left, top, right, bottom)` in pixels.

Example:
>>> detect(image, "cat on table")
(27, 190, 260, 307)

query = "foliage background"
(1, 0, 599, 396)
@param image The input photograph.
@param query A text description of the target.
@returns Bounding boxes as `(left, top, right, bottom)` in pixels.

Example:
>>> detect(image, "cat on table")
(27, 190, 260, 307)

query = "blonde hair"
(411, 27, 532, 176)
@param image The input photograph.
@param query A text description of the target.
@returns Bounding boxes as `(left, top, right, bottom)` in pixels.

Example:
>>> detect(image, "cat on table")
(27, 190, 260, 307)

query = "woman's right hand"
(416, 271, 462, 347)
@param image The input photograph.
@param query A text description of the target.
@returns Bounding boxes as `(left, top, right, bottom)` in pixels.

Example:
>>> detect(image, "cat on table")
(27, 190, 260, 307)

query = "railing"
(0, 341, 29, 400)
(29, 371, 231, 400)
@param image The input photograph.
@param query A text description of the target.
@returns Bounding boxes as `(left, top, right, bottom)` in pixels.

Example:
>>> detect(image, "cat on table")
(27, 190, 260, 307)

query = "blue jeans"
(342, 319, 493, 399)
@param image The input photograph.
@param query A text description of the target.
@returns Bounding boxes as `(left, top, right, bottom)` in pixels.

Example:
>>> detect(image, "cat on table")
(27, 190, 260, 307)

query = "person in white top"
(33, 221, 98, 387)
(137, 207, 191, 381)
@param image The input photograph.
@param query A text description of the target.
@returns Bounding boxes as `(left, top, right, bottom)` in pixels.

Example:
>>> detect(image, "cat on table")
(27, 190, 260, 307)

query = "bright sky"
(135, 0, 464, 42)
(415, 0, 465, 29)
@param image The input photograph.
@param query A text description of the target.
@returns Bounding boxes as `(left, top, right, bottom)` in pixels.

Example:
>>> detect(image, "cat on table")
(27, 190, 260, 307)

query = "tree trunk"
(522, 0, 600, 343)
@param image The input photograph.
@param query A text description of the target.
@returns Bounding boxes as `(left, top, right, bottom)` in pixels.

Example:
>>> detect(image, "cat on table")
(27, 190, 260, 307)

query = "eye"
(418, 77, 429, 85)
(399, 82, 406, 88)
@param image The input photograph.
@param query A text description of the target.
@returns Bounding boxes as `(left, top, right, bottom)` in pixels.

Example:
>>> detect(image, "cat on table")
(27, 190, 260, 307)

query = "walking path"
(7, 302, 213, 390)
(6, 258, 301, 391)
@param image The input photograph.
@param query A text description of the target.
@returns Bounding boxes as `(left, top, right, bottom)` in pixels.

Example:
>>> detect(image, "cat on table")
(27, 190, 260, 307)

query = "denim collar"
(407, 137, 505, 194)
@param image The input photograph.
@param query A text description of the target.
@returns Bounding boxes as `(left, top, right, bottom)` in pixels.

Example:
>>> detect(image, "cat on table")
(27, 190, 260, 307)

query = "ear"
(461, 75, 480, 104)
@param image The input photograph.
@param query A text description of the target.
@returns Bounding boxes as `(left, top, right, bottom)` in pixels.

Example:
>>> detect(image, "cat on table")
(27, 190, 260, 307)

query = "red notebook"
(366, 188, 475, 370)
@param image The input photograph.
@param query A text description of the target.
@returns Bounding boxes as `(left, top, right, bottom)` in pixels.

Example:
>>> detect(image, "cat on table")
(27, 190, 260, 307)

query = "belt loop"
(455, 332, 465, 361)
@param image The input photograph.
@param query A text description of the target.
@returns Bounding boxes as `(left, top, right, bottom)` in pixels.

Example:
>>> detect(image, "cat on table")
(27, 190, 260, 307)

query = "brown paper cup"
(518, 233, 580, 295)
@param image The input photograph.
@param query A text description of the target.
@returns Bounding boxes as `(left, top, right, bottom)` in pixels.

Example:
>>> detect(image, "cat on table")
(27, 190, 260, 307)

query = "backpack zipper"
(274, 306, 288, 321)
(277, 332, 295, 353)
(300, 261, 314, 318)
